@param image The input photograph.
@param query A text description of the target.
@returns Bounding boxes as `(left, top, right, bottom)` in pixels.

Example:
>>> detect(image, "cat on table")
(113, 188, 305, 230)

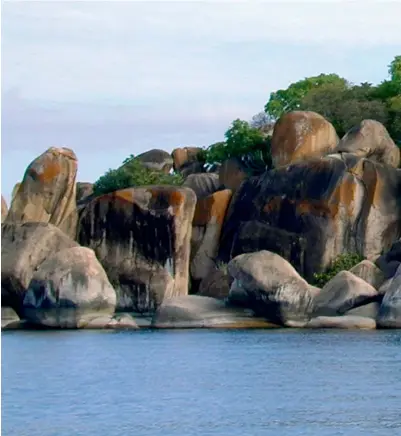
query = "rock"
(151, 295, 279, 329)
(312, 271, 379, 316)
(172, 147, 204, 172)
(219, 157, 248, 191)
(345, 302, 380, 319)
(5, 147, 78, 238)
(271, 111, 338, 167)
(76, 182, 94, 203)
(1, 222, 79, 314)
(198, 268, 231, 300)
(219, 155, 401, 281)
(375, 239, 401, 279)
(22, 246, 116, 328)
(77, 186, 196, 313)
(83, 313, 139, 330)
(349, 260, 385, 290)
(377, 265, 401, 328)
(1, 195, 8, 222)
(11, 182, 21, 202)
(183, 173, 220, 199)
(190, 189, 232, 284)
(335, 119, 400, 168)
(136, 149, 173, 174)
(306, 315, 376, 329)
(227, 251, 318, 326)
(1, 307, 22, 330)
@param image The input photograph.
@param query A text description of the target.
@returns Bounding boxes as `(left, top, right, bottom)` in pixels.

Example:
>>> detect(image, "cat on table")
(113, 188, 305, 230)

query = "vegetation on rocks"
(312, 253, 365, 288)
(93, 155, 184, 196)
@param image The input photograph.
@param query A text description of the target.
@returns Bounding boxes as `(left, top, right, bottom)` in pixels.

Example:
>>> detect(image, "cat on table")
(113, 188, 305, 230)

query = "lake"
(2, 329, 401, 436)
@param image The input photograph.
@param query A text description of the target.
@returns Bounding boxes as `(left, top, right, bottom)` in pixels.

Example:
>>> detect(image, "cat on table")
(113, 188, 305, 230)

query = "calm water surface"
(2, 329, 401, 436)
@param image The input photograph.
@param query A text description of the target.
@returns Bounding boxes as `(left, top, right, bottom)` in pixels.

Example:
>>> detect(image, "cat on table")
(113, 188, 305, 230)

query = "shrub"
(312, 253, 364, 288)
(93, 154, 184, 196)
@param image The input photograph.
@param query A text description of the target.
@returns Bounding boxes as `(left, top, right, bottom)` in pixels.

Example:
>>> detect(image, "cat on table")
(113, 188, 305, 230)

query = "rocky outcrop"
(1, 196, 8, 222)
(76, 182, 94, 204)
(22, 247, 116, 328)
(375, 238, 401, 280)
(190, 189, 232, 286)
(335, 120, 400, 168)
(219, 157, 248, 191)
(377, 265, 401, 328)
(5, 147, 78, 238)
(306, 315, 376, 329)
(219, 155, 401, 280)
(77, 186, 196, 313)
(183, 173, 220, 199)
(136, 149, 174, 174)
(172, 147, 205, 177)
(11, 182, 21, 202)
(271, 111, 338, 167)
(151, 295, 279, 329)
(349, 260, 385, 290)
(1, 222, 79, 315)
(198, 268, 231, 300)
(227, 251, 318, 326)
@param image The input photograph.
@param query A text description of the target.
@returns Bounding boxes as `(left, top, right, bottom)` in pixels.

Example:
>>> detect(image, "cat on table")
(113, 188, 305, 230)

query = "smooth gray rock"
(306, 315, 376, 330)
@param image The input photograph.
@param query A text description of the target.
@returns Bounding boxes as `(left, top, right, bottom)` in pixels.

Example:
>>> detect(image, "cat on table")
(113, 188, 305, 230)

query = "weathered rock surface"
(136, 149, 173, 173)
(335, 119, 400, 168)
(306, 315, 376, 329)
(172, 147, 204, 176)
(227, 251, 318, 326)
(77, 186, 196, 313)
(349, 260, 385, 290)
(219, 157, 248, 191)
(1, 196, 8, 222)
(151, 295, 279, 329)
(377, 265, 401, 328)
(76, 182, 94, 204)
(345, 302, 380, 319)
(1, 307, 22, 330)
(11, 182, 21, 202)
(271, 111, 338, 167)
(1, 222, 79, 314)
(22, 247, 116, 328)
(312, 271, 379, 317)
(183, 173, 220, 199)
(375, 238, 401, 279)
(197, 268, 231, 300)
(190, 189, 232, 285)
(219, 155, 401, 280)
(5, 147, 78, 238)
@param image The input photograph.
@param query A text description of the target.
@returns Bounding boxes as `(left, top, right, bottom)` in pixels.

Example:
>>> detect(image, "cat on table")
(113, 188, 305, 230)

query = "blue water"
(2, 329, 401, 436)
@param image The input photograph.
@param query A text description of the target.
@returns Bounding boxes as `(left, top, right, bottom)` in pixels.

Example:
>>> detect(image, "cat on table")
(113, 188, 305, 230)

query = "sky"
(1, 0, 401, 204)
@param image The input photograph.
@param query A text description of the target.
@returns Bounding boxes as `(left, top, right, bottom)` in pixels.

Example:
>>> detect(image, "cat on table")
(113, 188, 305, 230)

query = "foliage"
(311, 253, 365, 288)
(93, 155, 184, 196)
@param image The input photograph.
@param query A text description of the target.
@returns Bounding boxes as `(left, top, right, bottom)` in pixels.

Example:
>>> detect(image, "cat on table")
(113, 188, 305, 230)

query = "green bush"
(312, 252, 364, 288)
(93, 154, 184, 196)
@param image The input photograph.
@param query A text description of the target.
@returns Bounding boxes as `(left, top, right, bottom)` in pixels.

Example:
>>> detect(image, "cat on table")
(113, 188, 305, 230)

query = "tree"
(93, 155, 184, 196)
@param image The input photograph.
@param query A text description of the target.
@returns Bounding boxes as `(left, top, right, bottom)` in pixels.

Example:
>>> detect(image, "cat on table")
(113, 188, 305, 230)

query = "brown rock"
(76, 182, 94, 203)
(335, 119, 400, 168)
(172, 147, 204, 171)
(77, 186, 196, 313)
(11, 182, 21, 201)
(183, 173, 220, 199)
(5, 147, 78, 238)
(1, 196, 8, 222)
(198, 268, 231, 300)
(219, 157, 248, 191)
(271, 111, 338, 167)
(136, 149, 174, 174)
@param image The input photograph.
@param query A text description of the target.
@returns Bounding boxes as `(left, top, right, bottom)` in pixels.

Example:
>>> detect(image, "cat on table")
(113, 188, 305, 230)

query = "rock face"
(76, 182, 94, 204)
(77, 186, 196, 313)
(183, 173, 220, 199)
(151, 295, 279, 329)
(375, 238, 401, 280)
(1, 196, 8, 222)
(22, 247, 116, 328)
(219, 158, 248, 191)
(335, 120, 400, 168)
(11, 183, 21, 202)
(190, 189, 232, 285)
(172, 147, 205, 177)
(312, 271, 379, 316)
(349, 260, 385, 290)
(219, 155, 401, 280)
(271, 111, 338, 168)
(227, 251, 318, 326)
(306, 315, 376, 330)
(198, 268, 231, 300)
(377, 265, 401, 328)
(136, 149, 174, 173)
(1, 222, 79, 315)
(5, 147, 78, 238)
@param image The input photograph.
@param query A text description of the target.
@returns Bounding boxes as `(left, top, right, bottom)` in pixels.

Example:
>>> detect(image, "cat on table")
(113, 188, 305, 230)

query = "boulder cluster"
(2, 112, 401, 330)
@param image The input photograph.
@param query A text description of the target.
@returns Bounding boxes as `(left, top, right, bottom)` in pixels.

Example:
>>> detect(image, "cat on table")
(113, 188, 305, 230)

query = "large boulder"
(190, 189, 232, 286)
(1, 196, 8, 222)
(183, 173, 220, 199)
(219, 155, 401, 280)
(151, 295, 279, 329)
(271, 111, 338, 168)
(311, 271, 379, 316)
(77, 186, 196, 313)
(227, 251, 318, 326)
(172, 147, 205, 176)
(377, 265, 401, 328)
(335, 120, 400, 168)
(306, 315, 376, 330)
(11, 182, 21, 202)
(198, 268, 231, 300)
(349, 260, 385, 290)
(76, 182, 94, 204)
(1, 222, 79, 315)
(219, 157, 248, 192)
(136, 149, 173, 174)
(375, 238, 401, 280)
(5, 147, 78, 238)
(22, 246, 116, 328)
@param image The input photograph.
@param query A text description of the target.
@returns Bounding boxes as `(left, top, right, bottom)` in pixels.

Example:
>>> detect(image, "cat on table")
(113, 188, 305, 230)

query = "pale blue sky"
(2, 0, 401, 204)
